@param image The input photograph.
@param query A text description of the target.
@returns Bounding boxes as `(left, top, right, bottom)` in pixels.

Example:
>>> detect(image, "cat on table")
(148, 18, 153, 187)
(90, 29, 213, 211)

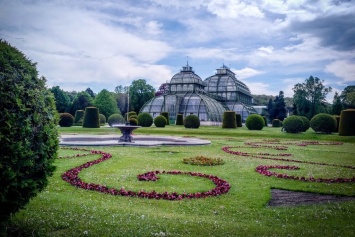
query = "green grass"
(8, 125, 355, 236)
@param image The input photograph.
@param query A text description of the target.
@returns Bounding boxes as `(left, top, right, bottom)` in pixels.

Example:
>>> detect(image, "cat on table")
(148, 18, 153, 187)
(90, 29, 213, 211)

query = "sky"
(1, 0, 355, 102)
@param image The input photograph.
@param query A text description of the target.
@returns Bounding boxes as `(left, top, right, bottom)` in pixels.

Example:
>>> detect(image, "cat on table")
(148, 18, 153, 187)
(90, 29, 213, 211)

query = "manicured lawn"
(8, 126, 355, 236)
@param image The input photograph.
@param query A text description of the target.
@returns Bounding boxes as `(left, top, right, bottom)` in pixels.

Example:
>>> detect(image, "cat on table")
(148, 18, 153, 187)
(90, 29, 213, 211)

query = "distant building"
(140, 63, 256, 123)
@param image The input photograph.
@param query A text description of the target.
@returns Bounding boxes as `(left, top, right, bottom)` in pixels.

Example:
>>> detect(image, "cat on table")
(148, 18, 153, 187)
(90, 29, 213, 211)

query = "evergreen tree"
(332, 92, 343, 115)
(268, 91, 287, 121)
(85, 87, 95, 98)
(70, 91, 93, 115)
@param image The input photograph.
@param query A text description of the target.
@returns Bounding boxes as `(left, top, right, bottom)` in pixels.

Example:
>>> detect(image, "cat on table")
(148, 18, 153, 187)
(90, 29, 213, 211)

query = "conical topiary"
(176, 114, 183, 125)
(83, 107, 100, 128)
(222, 111, 236, 128)
(74, 110, 84, 123)
(339, 109, 355, 136)
(161, 112, 170, 125)
(236, 113, 242, 127)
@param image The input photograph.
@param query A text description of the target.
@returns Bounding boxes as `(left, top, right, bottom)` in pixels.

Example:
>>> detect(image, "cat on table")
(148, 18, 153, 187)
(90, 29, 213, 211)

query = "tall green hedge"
(83, 107, 100, 128)
(176, 114, 184, 125)
(0, 40, 58, 227)
(236, 113, 242, 127)
(339, 109, 355, 136)
(222, 111, 236, 128)
(161, 112, 170, 125)
(74, 110, 85, 123)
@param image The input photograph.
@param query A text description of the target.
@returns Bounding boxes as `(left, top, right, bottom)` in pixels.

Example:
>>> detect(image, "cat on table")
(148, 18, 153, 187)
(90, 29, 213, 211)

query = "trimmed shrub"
(129, 115, 138, 120)
(0, 40, 58, 226)
(333, 115, 340, 133)
(161, 112, 170, 125)
(299, 116, 310, 132)
(245, 114, 264, 130)
(283, 115, 304, 133)
(83, 107, 100, 128)
(272, 119, 282, 127)
(222, 111, 236, 128)
(310, 113, 336, 134)
(339, 109, 355, 136)
(262, 116, 268, 127)
(108, 113, 125, 127)
(99, 114, 106, 125)
(74, 110, 85, 123)
(127, 111, 137, 119)
(176, 114, 184, 125)
(59, 113, 74, 127)
(137, 112, 153, 127)
(236, 113, 242, 127)
(129, 118, 138, 126)
(184, 114, 200, 129)
(154, 115, 167, 127)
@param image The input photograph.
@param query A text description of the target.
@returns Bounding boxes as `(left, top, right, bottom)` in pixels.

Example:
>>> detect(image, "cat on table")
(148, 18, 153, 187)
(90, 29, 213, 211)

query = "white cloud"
(325, 60, 355, 82)
(207, 0, 264, 19)
(242, 82, 274, 95)
(233, 67, 264, 79)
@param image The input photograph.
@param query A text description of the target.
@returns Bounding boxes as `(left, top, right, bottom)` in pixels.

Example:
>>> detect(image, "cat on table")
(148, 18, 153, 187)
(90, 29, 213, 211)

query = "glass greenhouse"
(140, 64, 256, 124)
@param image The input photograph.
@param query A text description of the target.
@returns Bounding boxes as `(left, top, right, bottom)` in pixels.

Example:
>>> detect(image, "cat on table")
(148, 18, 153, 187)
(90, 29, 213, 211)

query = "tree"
(114, 85, 128, 94)
(340, 86, 355, 109)
(70, 91, 93, 115)
(155, 83, 169, 96)
(85, 87, 95, 98)
(113, 85, 129, 115)
(93, 89, 120, 118)
(293, 76, 332, 119)
(332, 92, 343, 115)
(268, 91, 287, 121)
(129, 79, 155, 113)
(50, 86, 71, 113)
(0, 40, 58, 229)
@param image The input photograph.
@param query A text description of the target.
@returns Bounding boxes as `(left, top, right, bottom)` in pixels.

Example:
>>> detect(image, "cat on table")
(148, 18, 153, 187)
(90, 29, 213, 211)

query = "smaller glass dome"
(170, 64, 205, 86)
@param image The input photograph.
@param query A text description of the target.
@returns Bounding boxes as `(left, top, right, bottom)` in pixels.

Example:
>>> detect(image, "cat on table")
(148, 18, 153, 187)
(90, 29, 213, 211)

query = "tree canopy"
(50, 86, 71, 113)
(268, 91, 287, 121)
(70, 91, 93, 115)
(93, 89, 120, 118)
(129, 79, 155, 113)
(293, 76, 332, 119)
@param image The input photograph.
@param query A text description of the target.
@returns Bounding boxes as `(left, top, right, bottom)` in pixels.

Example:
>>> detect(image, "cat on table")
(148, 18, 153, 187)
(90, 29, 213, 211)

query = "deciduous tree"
(93, 89, 119, 118)
(129, 79, 155, 113)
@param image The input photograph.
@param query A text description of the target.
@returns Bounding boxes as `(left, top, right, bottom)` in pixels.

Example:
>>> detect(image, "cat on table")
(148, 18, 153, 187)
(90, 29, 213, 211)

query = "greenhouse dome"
(140, 64, 226, 123)
(140, 63, 256, 124)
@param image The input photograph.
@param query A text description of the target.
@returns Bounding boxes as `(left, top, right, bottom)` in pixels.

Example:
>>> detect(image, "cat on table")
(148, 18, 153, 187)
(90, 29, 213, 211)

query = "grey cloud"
(290, 12, 355, 51)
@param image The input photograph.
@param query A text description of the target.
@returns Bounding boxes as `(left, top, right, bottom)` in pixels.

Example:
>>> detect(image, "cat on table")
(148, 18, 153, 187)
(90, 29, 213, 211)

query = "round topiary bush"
(108, 113, 125, 127)
(299, 116, 310, 132)
(154, 115, 167, 127)
(333, 115, 340, 133)
(245, 114, 264, 130)
(129, 118, 138, 126)
(161, 112, 170, 125)
(0, 40, 58, 227)
(99, 113, 106, 125)
(59, 113, 74, 127)
(283, 115, 304, 133)
(184, 114, 200, 129)
(137, 112, 153, 127)
(176, 114, 184, 125)
(74, 110, 84, 123)
(236, 113, 242, 127)
(272, 119, 282, 127)
(310, 113, 336, 134)
(339, 109, 355, 136)
(222, 111, 236, 128)
(83, 107, 100, 128)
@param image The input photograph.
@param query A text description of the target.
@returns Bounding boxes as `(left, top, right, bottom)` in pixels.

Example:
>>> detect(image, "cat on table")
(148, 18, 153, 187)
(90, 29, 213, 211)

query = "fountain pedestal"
(113, 125, 141, 142)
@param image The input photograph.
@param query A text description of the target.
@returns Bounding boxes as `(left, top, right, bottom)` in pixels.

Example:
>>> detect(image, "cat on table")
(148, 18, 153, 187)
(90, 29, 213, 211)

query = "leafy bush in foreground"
(0, 40, 58, 228)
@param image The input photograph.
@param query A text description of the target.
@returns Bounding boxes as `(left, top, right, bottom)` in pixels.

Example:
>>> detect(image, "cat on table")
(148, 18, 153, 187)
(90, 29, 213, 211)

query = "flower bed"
(183, 156, 225, 166)
(60, 148, 231, 200)
(222, 139, 355, 183)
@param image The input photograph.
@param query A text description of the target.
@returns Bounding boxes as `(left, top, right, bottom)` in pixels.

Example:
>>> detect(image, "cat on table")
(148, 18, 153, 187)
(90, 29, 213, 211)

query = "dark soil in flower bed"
(268, 189, 355, 207)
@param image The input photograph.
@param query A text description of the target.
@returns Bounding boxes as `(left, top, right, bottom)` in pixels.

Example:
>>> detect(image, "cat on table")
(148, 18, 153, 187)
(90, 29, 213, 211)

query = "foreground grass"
(8, 126, 355, 236)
